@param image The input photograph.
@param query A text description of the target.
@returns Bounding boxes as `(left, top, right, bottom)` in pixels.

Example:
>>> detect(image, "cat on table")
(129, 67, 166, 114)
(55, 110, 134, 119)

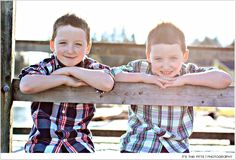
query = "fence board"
(13, 79, 234, 107)
(12, 127, 235, 145)
(15, 40, 234, 67)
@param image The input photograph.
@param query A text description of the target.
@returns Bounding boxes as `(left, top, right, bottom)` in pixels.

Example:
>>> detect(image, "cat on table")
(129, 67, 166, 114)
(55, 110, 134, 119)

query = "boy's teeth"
(163, 71, 171, 74)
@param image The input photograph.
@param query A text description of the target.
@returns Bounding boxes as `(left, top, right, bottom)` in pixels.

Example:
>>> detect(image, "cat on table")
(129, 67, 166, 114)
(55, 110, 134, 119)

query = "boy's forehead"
(151, 43, 182, 50)
(150, 44, 183, 56)
(57, 25, 85, 33)
(56, 25, 87, 39)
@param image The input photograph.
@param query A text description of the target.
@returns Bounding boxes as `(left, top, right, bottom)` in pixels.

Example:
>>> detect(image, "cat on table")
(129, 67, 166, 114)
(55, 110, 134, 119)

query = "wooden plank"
(15, 40, 50, 53)
(15, 40, 234, 67)
(12, 127, 235, 145)
(13, 78, 234, 107)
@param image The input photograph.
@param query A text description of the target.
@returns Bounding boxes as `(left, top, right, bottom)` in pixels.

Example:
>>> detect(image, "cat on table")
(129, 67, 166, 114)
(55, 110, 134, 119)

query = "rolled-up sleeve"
(186, 63, 217, 73)
(18, 62, 47, 80)
(111, 60, 138, 77)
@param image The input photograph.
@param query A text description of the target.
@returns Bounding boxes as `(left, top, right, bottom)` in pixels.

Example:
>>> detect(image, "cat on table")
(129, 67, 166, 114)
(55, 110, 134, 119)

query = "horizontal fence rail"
(13, 78, 234, 107)
(15, 40, 234, 67)
(12, 127, 234, 145)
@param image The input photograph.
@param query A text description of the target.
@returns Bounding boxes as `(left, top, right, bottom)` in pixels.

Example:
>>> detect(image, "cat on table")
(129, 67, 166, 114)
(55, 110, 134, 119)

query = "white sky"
(15, 0, 235, 46)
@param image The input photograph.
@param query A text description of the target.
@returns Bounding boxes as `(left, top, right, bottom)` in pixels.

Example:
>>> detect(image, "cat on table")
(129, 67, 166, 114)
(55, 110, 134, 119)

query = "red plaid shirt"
(19, 54, 113, 153)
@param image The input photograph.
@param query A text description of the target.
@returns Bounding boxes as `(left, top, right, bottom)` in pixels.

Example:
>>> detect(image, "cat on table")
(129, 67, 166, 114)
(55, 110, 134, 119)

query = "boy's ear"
(50, 40, 55, 52)
(146, 45, 151, 63)
(145, 44, 151, 62)
(183, 49, 189, 62)
(146, 52, 151, 62)
(85, 42, 92, 55)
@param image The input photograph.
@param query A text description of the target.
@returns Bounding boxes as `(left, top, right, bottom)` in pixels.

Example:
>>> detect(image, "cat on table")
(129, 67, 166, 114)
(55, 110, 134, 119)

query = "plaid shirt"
(112, 59, 215, 153)
(19, 54, 112, 153)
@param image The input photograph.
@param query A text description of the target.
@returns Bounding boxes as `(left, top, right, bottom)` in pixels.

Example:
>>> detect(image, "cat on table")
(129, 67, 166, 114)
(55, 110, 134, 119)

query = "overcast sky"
(15, 0, 235, 46)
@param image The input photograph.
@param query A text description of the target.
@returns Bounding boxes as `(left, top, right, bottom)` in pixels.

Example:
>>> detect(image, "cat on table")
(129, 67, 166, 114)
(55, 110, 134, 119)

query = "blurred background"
(12, 0, 234, 153)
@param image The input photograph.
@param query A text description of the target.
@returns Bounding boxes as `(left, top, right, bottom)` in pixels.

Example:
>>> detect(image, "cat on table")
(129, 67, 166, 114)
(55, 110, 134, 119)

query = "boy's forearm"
(20, 74, 67, 94)
(115, 72, 146, 82)
(68, 67, 114, 92)
(184, 70, 232, 88)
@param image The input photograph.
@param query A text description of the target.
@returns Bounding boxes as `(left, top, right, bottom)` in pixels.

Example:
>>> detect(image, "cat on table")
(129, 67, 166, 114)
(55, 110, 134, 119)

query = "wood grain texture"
(13, 79, 234, 107)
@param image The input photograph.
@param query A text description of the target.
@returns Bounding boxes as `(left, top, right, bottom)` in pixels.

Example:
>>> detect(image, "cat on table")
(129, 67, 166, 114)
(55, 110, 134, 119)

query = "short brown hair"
(146, 22, 186, 54)
(51, 13, 90, 44)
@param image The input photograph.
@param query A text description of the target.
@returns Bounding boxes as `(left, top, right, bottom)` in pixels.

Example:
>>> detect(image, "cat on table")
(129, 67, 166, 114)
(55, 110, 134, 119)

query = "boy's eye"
(155, 58, 162, 61)
(59, 42, 66, 44)
(170, 57, 178, 60)
(75, 43, 82, 46)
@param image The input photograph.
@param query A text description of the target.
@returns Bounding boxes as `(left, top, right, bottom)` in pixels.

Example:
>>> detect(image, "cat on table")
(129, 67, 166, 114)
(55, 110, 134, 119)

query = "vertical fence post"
(1, 0, 16, 153)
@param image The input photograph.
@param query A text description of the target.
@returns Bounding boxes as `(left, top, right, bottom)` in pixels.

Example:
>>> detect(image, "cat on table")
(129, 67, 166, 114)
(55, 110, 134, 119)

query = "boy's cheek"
(151, 65, 160, 74)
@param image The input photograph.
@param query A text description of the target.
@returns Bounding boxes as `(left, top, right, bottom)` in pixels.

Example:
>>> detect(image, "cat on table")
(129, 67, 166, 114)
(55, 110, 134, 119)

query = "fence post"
(1, 0, 16, 153)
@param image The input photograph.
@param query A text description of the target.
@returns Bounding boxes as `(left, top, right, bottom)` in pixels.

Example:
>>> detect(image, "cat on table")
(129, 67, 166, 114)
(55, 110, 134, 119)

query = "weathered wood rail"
(13, 79, 233, 107)
(15, 40, 234, 67)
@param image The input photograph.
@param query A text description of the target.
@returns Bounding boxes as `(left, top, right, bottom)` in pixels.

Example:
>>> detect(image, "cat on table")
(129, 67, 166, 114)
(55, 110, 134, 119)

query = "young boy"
(111, 22, 232, 153)
(19, 13, 114, 153)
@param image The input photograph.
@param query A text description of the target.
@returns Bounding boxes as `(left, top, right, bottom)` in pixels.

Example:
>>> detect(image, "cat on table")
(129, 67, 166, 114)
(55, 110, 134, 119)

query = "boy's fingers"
(157, 78, 174, 85)
(164, 84, 172, 88)
(156, 78, 168, 84)
(155, 81, 166, 89)
(77, 81, 88, 86)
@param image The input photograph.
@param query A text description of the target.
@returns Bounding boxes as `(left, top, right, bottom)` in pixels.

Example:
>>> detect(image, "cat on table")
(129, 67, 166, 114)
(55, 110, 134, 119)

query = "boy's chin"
(156, 74, 176, 78)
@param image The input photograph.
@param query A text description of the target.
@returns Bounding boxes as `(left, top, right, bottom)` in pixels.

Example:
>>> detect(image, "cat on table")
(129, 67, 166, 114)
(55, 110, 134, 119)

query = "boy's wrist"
(182, 74, 192, 85)
(61, 75, 70, 85)
(140, 73, 149, 83)
(64, 67, 72, 76)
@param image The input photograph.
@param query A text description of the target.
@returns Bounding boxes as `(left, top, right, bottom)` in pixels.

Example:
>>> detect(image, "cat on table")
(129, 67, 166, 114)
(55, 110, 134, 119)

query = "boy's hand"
(143, 74, 176, 89)
(65, 76, 88, 87)
(164, 75, 188, 88)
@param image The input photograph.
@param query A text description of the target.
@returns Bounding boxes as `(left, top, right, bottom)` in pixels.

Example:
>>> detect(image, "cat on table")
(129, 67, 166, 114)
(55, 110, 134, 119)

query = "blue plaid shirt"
(112, 59, 215, 153)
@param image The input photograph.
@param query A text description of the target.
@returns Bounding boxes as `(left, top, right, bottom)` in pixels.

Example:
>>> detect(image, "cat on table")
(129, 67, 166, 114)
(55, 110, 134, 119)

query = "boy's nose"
(66, 46, 74, 54)
(162, 63, 171, 69)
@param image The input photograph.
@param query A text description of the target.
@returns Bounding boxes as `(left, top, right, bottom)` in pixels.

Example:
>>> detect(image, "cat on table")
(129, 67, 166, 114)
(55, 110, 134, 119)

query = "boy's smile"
(147, 44, 188, 78)
(50, 25, 90, 67)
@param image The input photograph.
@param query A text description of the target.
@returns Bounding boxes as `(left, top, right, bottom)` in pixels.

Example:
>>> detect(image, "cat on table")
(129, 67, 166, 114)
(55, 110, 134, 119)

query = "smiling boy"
(111, 22, 232, 153)
(19, 13, 114, 153)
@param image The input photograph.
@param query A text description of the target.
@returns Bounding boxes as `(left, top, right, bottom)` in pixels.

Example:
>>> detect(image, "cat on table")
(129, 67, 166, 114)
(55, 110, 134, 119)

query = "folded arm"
(52, 67, 114, 92)
(20, 74, 84, 94)
(114, 71, 175, 88)
(165, 70, 232, 89)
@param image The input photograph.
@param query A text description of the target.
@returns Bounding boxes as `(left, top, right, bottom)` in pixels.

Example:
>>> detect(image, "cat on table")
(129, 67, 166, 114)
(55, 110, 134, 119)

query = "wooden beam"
(13, 78, 234, 107)
(12, 127, 235, 145)
(15, 40, 234, 67)
(1, 1, 15, 153)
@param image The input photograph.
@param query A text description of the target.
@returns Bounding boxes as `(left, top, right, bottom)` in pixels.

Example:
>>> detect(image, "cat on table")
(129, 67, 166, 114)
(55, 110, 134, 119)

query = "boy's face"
(147, 44, 188, 78)
(50, 25, 90, 66)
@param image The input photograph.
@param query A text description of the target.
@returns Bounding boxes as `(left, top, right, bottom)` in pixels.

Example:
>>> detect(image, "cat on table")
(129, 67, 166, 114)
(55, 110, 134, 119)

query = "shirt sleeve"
(186, 63, 217, 74)
(111, 60, 140, 77)
(88, 60, 115, 80)
(18, 61, 48, 80)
